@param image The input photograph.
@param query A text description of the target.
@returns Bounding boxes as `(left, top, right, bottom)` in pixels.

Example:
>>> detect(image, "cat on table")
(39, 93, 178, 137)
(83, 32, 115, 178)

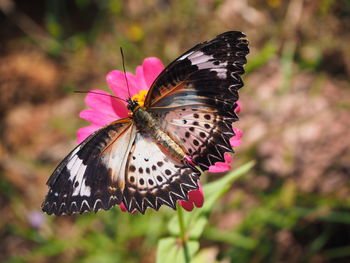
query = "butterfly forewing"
(122, 133, 200, 213)
(42, 119, 135, 215)
(144, 31, 248, 109)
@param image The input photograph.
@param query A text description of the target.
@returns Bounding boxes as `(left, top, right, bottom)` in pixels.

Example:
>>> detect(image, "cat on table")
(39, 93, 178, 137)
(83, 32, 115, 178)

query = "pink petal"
(179, 199, 194, 211)
(142, 57, 164, 88)
(188, 182, 204, 208)
(235, 101, 242, 114)
(119, 203, 137, 214)
(135, 65, 149, 91)
(208, 152, 232, 173)
(76, 124, 100, 143)
(178, 182, 204, 211)
(79, 109, 116, 126)
(106, 71, 140, 98)
(230, 127, 243, 147)
(85, 89, 128, 120)
(119, 203, 127, 212)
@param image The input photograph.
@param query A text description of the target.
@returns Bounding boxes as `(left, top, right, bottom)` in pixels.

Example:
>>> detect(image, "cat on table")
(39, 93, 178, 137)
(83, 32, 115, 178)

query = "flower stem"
(177, 204, 190, 263)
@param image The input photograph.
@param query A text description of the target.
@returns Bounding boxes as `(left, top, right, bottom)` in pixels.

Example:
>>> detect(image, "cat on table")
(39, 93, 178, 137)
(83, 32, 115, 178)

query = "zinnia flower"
(77, 57, 242, 212)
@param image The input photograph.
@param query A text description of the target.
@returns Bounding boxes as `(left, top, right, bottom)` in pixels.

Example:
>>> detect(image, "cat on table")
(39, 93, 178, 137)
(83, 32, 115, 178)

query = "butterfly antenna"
(74, 90, 127, 102)
(120, 47, 131, 98)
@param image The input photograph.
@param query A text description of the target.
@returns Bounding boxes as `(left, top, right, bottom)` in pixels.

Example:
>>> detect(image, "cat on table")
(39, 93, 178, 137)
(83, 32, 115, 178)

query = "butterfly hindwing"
(42, 119, 135, 215)
(155, 107, 236, 171)
(123, 133, 200, 214)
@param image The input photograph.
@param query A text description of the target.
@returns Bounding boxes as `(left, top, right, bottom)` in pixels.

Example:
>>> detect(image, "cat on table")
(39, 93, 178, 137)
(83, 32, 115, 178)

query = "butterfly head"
(127, 89, 148, 113)
(126, 98, 139, 112)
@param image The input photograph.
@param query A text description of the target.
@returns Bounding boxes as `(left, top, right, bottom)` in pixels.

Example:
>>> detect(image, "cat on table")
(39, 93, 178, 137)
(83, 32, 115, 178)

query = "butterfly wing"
(43, 31, 248, 215)
(122, 132, 200, 214)
(42, 118, 137, 215)
(144, 31, 249, 170)
(153, 108, 236, 171)
(144, 31, 248, 108)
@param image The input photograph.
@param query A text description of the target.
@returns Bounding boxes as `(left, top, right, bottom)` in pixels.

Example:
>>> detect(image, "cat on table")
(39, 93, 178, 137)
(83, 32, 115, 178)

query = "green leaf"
(202, 161, 255, 213)
(156, 237, 199, 263)
(167, 161, 255, 239)
(245, 43, 277, 73)
(191, 248, 220, 263)
(203, 227, 258, 249)
(167, 213, 208, 240)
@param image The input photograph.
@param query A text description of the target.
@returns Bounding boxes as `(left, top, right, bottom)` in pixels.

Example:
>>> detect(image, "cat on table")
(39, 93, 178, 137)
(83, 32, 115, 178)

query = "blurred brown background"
(0, 0, 350, 262)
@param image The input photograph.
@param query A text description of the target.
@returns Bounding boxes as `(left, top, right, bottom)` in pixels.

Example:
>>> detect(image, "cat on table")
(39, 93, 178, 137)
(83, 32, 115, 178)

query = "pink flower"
(77, 57, 243, 212)
(230, 127, 243, 147)
(208, 152, 233, 173)
(178, 182, 204, 211)
(28, 210, 45, 229)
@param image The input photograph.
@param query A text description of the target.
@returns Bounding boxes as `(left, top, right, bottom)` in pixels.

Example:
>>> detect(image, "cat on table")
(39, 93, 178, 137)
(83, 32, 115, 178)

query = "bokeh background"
(1, 0, 350, 262)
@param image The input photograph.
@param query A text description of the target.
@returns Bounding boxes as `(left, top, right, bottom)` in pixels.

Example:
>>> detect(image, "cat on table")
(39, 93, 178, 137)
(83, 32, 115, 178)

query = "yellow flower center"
(131, 90, 148, 107)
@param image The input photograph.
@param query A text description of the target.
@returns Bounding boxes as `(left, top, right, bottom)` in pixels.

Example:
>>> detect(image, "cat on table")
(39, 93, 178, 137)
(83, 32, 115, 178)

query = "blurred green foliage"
(1, 0, 350, 263)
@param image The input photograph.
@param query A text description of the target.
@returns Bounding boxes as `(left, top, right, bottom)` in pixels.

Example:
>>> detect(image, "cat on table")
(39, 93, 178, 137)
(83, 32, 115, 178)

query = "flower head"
(28, 210, 45, 229)
(77, 57, 243, 212)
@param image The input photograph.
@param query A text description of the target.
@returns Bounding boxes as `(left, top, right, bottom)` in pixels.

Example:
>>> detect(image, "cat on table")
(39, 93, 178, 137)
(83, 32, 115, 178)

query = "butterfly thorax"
(129, 100, 186, 162)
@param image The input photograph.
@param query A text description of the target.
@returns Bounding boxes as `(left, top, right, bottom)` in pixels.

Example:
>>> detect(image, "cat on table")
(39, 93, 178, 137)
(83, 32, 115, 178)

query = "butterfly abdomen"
(132, 106, 186, 161)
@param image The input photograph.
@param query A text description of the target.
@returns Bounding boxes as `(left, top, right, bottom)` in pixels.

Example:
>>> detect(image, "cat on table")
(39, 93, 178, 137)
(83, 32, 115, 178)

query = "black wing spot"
(157, 176, 163, 182)
(204, 114, 211, 120)
(139, 178, 145, 185)
(129, 165, 136, 172)
(139, 167, 143, 173)
(193, 139, 199, 146)
(148, 179, 154, 185)
(146, 167, 150, 174)
(157, 161, 164, 167)
(185, 132, 190, 138)
(74, 181, 79, 188)
(165, 169, 171, 175)
(130, 176, 135, 183)
(152, 165, 157, 171)
(189, 127, 195, 132)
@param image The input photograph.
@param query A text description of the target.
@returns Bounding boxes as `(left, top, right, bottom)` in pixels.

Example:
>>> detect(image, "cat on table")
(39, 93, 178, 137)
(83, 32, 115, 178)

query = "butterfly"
(42, 31, 249, 215)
